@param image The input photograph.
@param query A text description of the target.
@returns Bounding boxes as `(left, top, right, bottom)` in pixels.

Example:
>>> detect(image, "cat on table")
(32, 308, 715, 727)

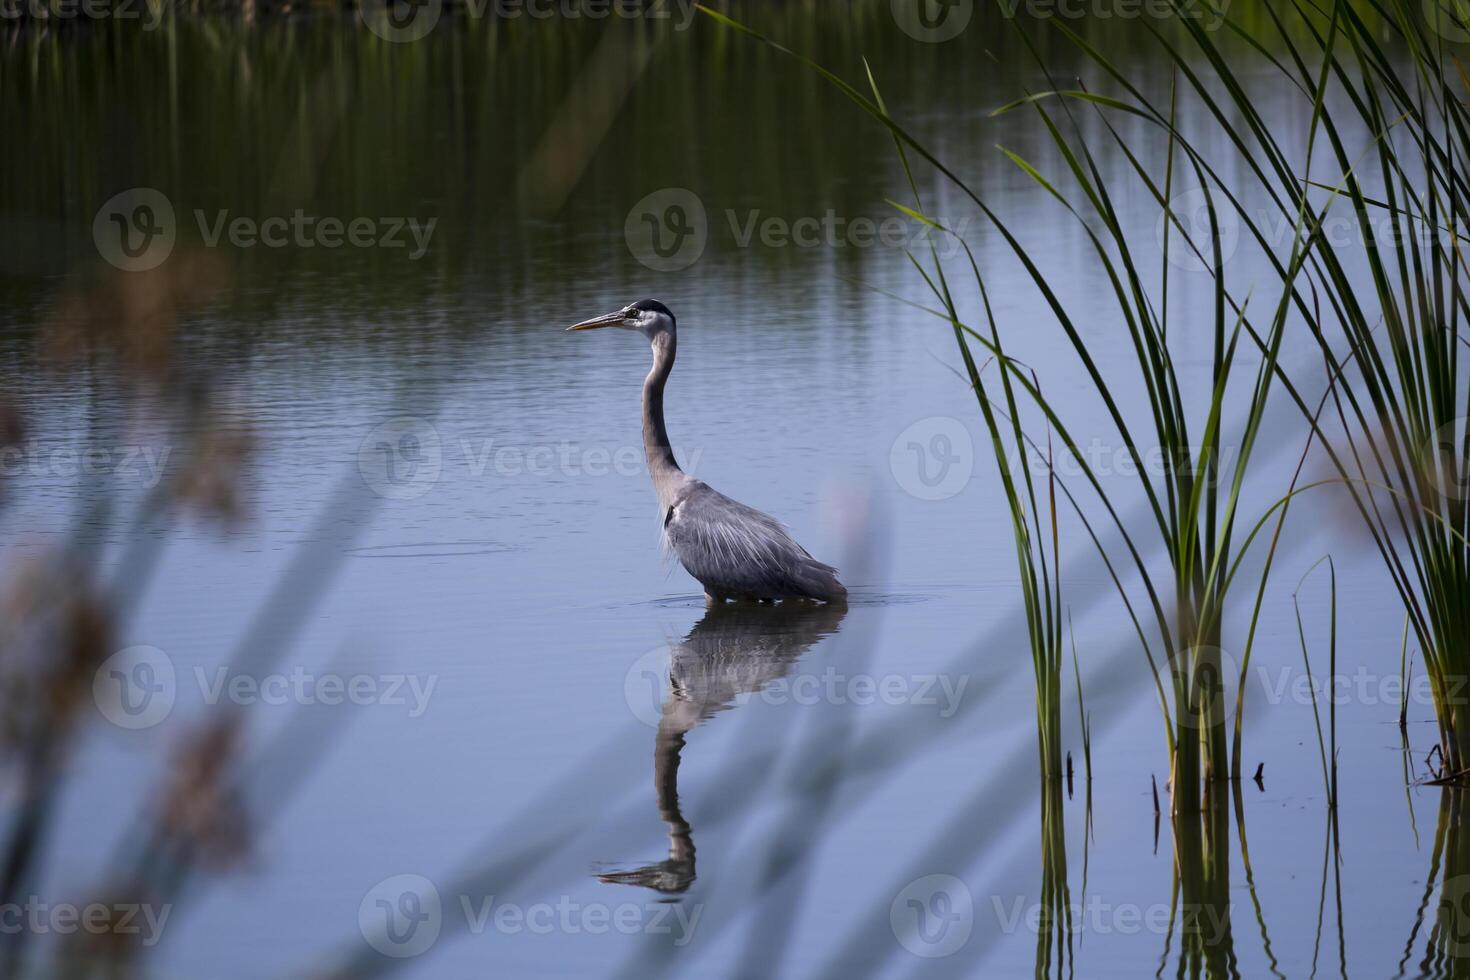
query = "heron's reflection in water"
(599, 600, 848, 896)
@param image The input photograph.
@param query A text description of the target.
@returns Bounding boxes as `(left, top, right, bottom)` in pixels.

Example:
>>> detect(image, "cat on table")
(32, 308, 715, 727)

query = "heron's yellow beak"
(566, 310, 629, 331)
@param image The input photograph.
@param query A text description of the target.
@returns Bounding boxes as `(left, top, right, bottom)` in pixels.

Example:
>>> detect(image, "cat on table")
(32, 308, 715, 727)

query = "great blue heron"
(568, 299, 846, 604)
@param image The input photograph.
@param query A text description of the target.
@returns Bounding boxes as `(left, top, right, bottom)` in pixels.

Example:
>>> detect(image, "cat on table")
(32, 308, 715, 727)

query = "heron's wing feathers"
(664, 481, 844, 601)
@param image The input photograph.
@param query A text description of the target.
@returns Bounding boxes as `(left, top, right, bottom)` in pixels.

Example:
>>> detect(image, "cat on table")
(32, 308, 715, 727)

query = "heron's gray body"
(662, 479, 845, 602)
(570, 298, 846, 604)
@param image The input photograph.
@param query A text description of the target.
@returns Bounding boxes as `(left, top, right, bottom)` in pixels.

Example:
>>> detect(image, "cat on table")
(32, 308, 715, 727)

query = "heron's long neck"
(643, 332, 683, 506)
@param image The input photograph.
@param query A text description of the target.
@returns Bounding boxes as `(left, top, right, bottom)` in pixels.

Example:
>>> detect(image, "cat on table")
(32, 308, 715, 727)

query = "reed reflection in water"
(598, 601, 848, 897)
(1413, 787, 1470, 976)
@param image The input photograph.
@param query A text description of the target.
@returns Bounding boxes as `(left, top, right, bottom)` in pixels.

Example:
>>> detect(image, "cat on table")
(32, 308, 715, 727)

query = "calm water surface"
(0, 6, 1455, 977)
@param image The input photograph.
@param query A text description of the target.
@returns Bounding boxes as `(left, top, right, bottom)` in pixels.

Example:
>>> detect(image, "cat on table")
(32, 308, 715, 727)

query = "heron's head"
(566, 298, 676, 340)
